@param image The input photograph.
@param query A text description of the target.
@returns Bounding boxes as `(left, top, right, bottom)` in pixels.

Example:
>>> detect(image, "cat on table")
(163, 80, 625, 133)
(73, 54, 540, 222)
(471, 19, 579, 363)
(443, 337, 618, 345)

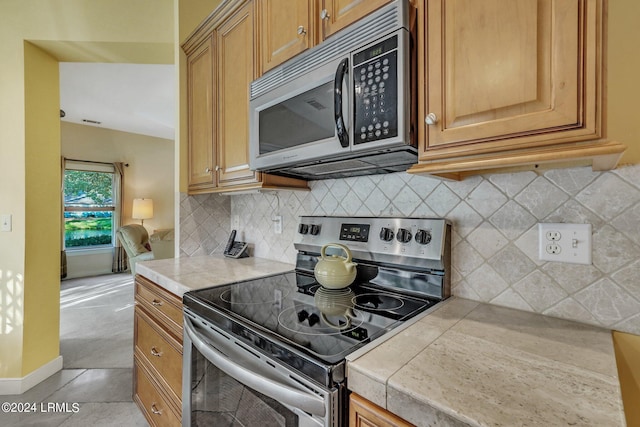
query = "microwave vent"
(250, 0, 408, 99)
(305, 98, 327, 110)
(289, 159, 375, 176)
(272, 147, 418, 180)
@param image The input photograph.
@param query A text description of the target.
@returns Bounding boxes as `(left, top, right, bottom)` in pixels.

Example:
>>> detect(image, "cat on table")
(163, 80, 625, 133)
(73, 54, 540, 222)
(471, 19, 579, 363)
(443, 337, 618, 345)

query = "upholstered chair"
(115, 224, 155, 275)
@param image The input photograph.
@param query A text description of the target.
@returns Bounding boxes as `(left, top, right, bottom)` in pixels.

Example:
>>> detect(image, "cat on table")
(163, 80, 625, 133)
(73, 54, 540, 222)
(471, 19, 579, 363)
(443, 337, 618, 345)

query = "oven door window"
(184, 315, 336, 427)
(190, 349, 299, 426)
(258, 80, 335, 155)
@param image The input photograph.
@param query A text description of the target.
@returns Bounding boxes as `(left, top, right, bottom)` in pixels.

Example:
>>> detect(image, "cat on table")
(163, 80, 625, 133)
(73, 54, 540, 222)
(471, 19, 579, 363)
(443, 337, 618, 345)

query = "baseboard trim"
(0, 356, 63, 395)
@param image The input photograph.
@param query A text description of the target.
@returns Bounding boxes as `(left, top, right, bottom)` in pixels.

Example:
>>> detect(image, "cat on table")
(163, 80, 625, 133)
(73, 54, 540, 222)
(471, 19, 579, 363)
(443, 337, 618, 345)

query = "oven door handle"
(183, 315, 327, 418)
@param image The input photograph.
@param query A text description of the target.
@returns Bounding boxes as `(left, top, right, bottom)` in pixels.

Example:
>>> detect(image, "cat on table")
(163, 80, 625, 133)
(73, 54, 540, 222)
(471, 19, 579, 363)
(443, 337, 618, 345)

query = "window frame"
(63, 161, 117, 250)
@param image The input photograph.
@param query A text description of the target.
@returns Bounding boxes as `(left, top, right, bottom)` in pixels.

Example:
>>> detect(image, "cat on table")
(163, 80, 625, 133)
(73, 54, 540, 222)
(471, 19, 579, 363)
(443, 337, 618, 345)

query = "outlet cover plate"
(538, 223, 592, 265)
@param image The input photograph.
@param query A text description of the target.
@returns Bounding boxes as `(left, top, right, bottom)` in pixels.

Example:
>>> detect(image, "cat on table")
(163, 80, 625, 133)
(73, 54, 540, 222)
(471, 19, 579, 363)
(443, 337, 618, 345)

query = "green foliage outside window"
(64, 170, 113, 205)
(64, 169, 115, 248)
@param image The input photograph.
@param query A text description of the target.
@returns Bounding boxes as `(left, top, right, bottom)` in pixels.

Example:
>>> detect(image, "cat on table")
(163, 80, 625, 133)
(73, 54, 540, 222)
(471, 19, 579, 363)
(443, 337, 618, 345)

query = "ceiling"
(59, 63, 175, 140)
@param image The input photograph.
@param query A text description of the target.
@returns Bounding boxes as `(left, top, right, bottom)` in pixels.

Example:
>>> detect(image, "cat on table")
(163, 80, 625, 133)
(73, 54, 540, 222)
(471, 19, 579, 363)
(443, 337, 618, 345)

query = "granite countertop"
(347, 297, 626, 427)
(136, 254, 295, 296)
(137, 258, 625, 426)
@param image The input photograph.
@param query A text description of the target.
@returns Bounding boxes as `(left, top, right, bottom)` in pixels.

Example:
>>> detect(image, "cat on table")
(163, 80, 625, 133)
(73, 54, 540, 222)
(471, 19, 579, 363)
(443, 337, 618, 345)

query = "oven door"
(249, 54, 351, 172)
(183, 313, 340, 427)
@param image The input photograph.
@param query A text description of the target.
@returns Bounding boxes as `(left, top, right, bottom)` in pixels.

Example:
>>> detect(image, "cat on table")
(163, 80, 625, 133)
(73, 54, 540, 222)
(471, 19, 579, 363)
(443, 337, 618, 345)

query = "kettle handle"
(320, 243, 353, 262)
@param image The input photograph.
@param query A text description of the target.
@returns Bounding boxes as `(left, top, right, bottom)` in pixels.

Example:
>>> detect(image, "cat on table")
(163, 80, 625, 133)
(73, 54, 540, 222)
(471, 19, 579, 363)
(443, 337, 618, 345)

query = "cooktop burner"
(277, 305, 366, 336)
(354, 293, 405, 311)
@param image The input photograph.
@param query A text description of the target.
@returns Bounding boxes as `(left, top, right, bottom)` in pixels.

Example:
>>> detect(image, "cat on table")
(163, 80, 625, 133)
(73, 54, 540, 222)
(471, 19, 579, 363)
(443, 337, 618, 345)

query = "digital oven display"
(339, 224, 370, 242)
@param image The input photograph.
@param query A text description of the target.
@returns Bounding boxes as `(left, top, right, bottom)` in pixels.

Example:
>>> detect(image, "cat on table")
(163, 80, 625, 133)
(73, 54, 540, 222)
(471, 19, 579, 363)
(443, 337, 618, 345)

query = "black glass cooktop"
(183, 270, 437, 386)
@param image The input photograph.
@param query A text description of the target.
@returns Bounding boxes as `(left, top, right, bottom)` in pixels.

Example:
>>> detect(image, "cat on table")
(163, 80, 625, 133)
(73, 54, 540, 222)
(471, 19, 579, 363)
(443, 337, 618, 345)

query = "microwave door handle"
(334, 58, 349, 148)
(183, 315, 327, 417)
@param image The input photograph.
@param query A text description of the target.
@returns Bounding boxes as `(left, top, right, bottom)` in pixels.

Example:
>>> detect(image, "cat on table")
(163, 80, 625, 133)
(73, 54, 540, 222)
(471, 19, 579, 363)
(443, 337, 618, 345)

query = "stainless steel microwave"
(249, 0, 416, 180)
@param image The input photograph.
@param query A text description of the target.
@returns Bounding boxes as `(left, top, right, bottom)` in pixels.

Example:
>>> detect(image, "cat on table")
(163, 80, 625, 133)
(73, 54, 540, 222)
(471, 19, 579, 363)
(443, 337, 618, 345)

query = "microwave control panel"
(353, 35, 399, 145)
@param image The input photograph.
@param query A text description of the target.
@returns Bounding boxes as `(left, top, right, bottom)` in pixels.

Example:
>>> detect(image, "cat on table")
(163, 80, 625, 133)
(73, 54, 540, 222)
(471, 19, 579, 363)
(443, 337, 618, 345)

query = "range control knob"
(298, 224, 309, 234)
(415, 229, 432, 245)
(396, 228, 412, 243)
(379, 227, 394, 242)
(309, 224, 320, 235)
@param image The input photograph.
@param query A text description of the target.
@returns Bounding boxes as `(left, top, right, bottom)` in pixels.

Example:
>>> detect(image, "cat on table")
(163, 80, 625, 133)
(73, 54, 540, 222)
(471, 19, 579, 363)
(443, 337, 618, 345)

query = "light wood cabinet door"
(186, 33, 216, 191)
(350, 393, 414, 427)
(418, 0, 604, 160)
(135, 309, 183, 401)
(134, 360, 181, 427)
(258, 0, 315, 73)
(320, 0, 391, 39)
(216, 2, 260, 187)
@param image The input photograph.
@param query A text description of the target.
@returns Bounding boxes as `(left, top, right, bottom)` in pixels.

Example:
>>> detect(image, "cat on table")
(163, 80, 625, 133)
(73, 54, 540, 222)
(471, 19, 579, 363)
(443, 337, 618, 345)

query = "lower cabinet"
(133, 275, 183, 427)
(350, 393, 414, 427)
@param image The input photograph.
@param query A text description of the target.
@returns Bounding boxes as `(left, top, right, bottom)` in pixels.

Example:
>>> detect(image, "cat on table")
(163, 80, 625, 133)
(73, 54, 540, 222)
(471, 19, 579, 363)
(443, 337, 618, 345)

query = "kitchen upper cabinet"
(182, 0, 309, 194)
(258, 0, 316, 73)
(350, 393, 414, 427)
(216, 1, 259, 186)
(256, 0, 391, 73)
(186, 33, 216, 192)
(320, 0, 391, 39)
(409, 0, 626, 179)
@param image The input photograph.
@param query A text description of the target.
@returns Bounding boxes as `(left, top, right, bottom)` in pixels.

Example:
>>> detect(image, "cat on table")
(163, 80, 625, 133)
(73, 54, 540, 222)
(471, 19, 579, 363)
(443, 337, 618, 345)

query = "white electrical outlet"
(231, 215, 240, 230)
(273, 215, 283, 234)
(538, 223, 592, 264)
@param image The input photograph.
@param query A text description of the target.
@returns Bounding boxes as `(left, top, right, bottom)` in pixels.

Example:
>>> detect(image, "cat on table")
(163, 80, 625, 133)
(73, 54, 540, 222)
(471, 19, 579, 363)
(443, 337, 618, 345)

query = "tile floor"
(1, 274, 149, 427)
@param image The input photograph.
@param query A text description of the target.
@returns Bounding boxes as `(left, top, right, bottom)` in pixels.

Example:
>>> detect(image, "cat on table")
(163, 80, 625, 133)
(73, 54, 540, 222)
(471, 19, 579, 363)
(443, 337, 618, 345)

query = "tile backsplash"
(180, 164, 640, 335)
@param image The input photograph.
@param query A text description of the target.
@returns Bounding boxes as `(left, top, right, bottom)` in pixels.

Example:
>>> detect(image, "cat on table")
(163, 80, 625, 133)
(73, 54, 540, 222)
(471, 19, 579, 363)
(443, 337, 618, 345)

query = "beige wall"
(22, 42, 62, 378)
(179, 0, 223, 43)
(0, 0, 174, 381)
(62, 122, 175, 232)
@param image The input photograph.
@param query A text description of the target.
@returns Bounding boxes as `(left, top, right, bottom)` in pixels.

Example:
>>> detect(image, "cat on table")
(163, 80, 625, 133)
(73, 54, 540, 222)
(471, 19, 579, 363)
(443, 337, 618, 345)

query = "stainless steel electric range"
(182, 216, 451, 427)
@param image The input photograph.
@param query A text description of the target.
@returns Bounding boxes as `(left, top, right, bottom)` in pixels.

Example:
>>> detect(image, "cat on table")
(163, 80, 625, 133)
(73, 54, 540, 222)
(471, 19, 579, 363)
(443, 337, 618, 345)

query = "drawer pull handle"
(151, 404, 162, 415)
(150, 347, 163, 357)
(151, 299, 163, 307)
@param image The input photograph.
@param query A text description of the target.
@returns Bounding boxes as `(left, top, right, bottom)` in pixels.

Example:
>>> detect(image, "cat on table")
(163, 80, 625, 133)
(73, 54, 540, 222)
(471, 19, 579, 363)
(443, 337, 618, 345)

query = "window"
(63, 162, 115, 249)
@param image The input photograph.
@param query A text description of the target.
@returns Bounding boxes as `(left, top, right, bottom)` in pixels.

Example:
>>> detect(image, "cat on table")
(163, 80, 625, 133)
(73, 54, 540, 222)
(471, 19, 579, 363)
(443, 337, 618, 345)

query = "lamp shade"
(132, 198, 153, 220)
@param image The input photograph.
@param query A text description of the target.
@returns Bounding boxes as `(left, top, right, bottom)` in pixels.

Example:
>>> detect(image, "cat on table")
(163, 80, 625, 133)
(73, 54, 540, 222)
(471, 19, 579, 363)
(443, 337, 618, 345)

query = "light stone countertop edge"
(136, 254, 295, 297)
(347, 297, 626, 427)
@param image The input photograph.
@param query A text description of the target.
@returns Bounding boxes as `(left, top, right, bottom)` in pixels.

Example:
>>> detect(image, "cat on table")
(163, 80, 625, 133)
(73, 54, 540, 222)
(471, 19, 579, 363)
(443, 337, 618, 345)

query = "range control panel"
(294, 216, 450, 270)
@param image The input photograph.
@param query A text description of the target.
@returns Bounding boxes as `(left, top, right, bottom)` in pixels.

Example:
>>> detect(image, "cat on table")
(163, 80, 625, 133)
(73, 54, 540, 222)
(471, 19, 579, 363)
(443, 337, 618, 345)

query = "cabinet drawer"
(135, 308, 183, 401)
(135, 275, 183, 336)
(134, 359, 181, 427)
